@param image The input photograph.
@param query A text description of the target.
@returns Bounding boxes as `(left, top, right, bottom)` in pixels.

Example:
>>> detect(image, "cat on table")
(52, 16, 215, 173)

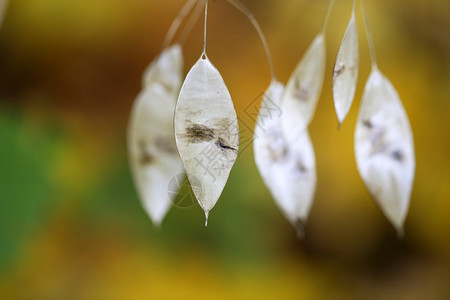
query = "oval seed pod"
(174, 55, 239, 225)
(281, 34, 326, 142)
(333, 10, 359, 125)
(254, 81, 317, 237)
(128, 45, 184, 226)
(355, 68, 415, 235)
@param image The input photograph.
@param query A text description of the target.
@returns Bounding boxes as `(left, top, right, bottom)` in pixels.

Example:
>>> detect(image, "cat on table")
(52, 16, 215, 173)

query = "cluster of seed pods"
(128, 0, 415, 237)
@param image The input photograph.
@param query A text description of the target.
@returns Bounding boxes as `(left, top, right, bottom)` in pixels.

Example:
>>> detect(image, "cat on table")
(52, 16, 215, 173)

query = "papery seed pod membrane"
(333, 12, 359, 125)
(174, 55, 239, 225)
(142, 45, 184, 89)
(254, 81, 317, 238)
(281, 34, 326, 142)
(355, 68, 415, 235)
(128, 45, 184, 226)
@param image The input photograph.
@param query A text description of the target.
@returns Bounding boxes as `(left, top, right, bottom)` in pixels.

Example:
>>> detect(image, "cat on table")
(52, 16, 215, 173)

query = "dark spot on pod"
(282, 145, 288, 158)
(185, 124, 215, 143)
(297, 161, 307, 173)
(334, 65, 346, 77)
(363, 120, 373, 129)
(215, 138, 237, 152)
(391, 150, 404, 162)
(139, 140, 154, 165)
(294, 80, 309, 101)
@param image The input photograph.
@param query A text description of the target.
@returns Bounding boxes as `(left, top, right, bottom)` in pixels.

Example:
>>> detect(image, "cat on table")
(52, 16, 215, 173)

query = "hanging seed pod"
(254, 81, 316, 237)
(355, 68, 415, 234)
(281, 35, 326, 142)
(174, 55, 239, 225)
(128, 45, 184, 226)
(333, 3, 359, 126)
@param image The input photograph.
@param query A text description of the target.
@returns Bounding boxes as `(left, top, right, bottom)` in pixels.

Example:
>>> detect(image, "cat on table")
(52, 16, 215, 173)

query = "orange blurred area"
(0, 0, 449, 299)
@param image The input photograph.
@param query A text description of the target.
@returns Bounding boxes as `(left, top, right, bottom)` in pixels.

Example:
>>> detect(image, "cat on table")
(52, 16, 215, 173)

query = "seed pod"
(142, 45, 184, 89)
(128, 45, 184, 226)
(254, 81, 317, 237)
(174, 55, 239, 225)
(333, 11, 359, 125)
(281, 34, 326, 142)
(355, 68, 415, 235)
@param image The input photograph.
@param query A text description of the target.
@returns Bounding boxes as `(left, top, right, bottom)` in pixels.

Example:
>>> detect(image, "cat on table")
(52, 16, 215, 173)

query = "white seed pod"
(254, 81, 317, 237)
(355, 68, 415, 235)
(281, 34, 326, 142)
(141, 45, 184, 89)
(333, 11, 359, 125)
(128, 45, 184, 226)
(174, 55, 239, 225)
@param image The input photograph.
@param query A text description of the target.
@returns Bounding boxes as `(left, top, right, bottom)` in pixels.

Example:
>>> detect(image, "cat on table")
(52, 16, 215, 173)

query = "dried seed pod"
(355, 68, 415, 234)
(254, 81, 317, 237)
(174, 55, 239, 225)
(333, 9, 359, 125)
(128, 45, 184, 226)
(142, 45, 184, 89)
(281, 34, 326, 142)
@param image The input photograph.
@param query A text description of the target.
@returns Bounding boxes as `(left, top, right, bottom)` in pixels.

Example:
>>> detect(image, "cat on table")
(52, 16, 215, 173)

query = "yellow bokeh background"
(0, 0, 449, 299)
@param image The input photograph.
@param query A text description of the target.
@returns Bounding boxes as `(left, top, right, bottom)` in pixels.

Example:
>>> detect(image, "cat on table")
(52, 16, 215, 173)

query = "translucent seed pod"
(254, 81, 316, 237)
(355, 68, 415, 235)
(128, 45, 185, 226)
(281, 34, 326, 142)
(333, 1, 359, 125)
(174, 55, 239, 225)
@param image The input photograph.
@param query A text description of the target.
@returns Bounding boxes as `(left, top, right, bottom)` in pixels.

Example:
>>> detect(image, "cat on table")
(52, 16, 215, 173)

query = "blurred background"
(0, 0, 449, 299)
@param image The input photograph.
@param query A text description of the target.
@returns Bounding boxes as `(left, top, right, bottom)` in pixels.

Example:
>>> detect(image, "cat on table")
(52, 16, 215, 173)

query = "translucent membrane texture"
(281, 34, 326, 142)
(355, 68, 415, 234)
(128, 45, 184, 226)
(254, 81, 316, 237)
(333, 12, 359, 125)
(174, 56, 239, 225)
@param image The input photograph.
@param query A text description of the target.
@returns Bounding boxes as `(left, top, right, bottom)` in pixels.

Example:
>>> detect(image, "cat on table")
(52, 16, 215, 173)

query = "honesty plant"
(127, 0, 415, 236)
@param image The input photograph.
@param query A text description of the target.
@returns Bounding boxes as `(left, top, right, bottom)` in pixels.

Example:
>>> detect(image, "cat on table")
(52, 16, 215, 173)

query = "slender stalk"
(163, 0, 198, 49)
(352, 0, 356, 13)
(226, 0, 277, 81)
(320, 0, 336, 35)
(202, 0, 209, 56)
(178, 0, 205, 46)
(361, 0, 378, 68)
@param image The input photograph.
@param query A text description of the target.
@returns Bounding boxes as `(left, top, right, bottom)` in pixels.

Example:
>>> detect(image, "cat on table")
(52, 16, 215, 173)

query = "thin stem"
(163, 0, 198, 49)
(202, 0, 209, 56)
(361, 0, 378, 68)
(178, 0, 205, 46)
(226, 0, 277, 81)
(352, 0, 356, 13)
(320, 0, 336, 35)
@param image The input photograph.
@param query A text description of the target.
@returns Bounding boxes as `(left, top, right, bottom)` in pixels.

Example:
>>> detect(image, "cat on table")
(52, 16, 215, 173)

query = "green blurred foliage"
(0, 110, 57, 270)
(0, 0, 449, 299)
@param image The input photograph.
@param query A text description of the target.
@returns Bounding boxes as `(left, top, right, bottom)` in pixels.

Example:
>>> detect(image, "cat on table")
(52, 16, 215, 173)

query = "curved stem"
(202, 0, 209, 56)
(361, 0, 378, 68)
(320, 0, 336, 35)
(226, 0, 277, 80)
(163, 0, 198, 49)
(178, 0, 205, 46)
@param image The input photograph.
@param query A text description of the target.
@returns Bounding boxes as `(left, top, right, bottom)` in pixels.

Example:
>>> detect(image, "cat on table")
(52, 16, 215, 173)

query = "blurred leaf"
(0, 109, 57, 271)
